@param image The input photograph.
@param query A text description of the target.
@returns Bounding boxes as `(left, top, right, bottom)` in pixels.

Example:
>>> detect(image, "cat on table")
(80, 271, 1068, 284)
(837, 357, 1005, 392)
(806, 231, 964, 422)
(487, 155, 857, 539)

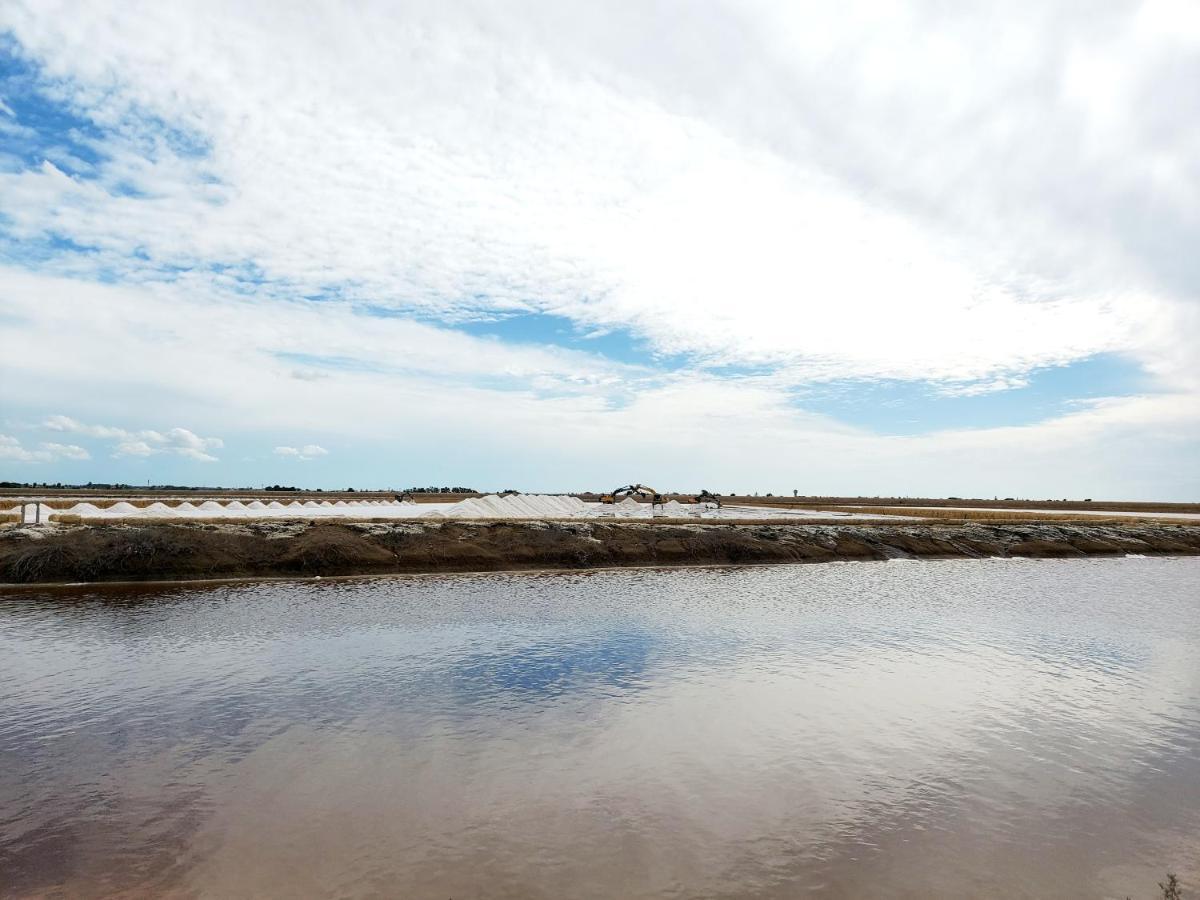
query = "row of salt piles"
(50, 497, 415, 519)
(20, 497, 550, 521)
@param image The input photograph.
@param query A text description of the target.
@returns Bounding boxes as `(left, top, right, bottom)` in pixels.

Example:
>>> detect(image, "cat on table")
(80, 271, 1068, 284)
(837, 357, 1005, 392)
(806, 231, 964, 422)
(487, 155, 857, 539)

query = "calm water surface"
(1, 558, 1198, 898)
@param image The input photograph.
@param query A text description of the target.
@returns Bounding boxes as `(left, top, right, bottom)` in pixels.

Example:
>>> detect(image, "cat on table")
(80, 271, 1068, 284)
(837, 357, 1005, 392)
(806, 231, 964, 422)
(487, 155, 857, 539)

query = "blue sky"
(0, 2, 1197, 498)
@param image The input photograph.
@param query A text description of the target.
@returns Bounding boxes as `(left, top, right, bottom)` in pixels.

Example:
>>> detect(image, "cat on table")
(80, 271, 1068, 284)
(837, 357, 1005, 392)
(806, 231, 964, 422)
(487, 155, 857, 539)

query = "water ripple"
(1, 557, 1198, 898)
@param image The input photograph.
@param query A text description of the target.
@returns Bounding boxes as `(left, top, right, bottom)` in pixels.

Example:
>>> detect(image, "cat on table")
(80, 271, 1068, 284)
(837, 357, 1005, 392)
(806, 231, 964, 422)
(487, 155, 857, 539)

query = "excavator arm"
(602, 483, 662, 504)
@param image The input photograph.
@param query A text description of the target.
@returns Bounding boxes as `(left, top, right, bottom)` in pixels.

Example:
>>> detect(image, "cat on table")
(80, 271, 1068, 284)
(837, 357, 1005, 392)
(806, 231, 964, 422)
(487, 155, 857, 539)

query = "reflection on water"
(1, 558, 1198, 898)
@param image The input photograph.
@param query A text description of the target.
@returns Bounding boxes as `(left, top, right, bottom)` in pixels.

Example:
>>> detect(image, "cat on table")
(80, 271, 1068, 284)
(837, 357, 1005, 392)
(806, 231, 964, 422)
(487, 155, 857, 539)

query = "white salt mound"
(614, 497, 643, 517)
(478, 496, 508, 516)
(533, 496, 567, 518)
(442, 499, 478, 519)
(660, 499, 688, 518)
(247, 501, 267, 510)
(500, 496, 532, 516)
(499, 495, 531, 516)
(436, 493, 597, 520)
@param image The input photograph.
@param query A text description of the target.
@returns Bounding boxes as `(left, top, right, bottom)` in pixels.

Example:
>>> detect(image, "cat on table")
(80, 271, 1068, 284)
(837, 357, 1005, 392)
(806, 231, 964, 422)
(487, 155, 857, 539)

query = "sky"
(0, 0, 1197, 498)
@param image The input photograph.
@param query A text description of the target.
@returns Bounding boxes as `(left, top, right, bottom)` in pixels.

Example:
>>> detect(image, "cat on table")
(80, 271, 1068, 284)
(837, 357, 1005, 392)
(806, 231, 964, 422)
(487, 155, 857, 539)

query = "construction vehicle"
(598, 484, 721, 512)
(600, 484, 665, 507)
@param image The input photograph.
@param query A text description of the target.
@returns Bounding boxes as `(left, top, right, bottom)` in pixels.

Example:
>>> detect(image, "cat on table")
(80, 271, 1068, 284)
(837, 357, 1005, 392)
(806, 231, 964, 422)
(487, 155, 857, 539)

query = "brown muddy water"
(1, 557, 1198, 899)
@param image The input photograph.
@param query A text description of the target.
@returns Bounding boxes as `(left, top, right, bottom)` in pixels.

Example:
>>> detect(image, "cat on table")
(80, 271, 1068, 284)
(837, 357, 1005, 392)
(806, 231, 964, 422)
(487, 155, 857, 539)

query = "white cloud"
(1, 269, 1195, 498)
(0, 0, 1194, 389)
(936, 377, 1032, 398)
(114, 440, 156, 458)
(39, 441, 91, 460)
(44, 414, 130, 440)
(42, 413, 223, 462)
(275, 444, 329, 461)
(0, 434, 90, 463)
(0, 435, 32, 461)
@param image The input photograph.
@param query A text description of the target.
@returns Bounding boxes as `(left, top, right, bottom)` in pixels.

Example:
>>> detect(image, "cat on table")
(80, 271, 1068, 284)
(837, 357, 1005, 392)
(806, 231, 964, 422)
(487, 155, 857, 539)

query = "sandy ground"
(858, 505, 1200, 521)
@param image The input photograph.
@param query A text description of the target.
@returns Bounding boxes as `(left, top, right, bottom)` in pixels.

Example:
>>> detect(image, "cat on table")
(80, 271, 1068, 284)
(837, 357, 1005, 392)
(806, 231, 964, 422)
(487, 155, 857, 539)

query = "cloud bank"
(0, 0, 1196, 496)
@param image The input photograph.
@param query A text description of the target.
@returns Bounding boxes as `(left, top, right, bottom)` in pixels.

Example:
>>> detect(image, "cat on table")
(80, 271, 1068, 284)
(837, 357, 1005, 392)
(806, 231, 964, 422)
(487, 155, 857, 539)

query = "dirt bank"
(2, 520, 1199, 586)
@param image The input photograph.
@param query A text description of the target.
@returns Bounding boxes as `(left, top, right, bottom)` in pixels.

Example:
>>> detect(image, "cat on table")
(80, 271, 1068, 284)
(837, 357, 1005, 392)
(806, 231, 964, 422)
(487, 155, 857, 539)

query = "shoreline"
(2, 520, 1199, 587)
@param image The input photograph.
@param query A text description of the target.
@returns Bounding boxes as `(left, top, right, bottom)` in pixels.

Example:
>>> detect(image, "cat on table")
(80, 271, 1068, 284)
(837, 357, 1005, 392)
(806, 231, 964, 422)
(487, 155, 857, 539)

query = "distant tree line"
(2, 481, 480, 493)
(1, 481, 216, 490)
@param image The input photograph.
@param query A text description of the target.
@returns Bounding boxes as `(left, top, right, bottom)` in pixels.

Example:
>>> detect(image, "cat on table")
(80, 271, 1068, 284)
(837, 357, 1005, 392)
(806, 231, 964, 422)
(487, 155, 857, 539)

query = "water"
(1, 558, 1198, 899)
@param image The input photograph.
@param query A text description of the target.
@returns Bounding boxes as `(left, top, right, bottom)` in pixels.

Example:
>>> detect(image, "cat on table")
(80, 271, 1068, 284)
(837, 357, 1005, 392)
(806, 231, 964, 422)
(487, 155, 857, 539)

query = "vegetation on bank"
(788, 505, 1195, 525)
(2, 520, 1198, 585)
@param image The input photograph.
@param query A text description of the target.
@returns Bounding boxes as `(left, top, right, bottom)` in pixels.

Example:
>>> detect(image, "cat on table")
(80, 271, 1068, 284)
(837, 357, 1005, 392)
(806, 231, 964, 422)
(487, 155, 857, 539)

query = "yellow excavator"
(599, 484, 664, 506)
(599, 484, 722, 510)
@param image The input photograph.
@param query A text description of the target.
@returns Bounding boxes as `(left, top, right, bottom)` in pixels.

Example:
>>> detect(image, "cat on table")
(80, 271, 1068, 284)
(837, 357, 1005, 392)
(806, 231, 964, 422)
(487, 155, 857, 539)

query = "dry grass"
(796, 506, 1186, 525)
(741, 496, 1200, 514)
